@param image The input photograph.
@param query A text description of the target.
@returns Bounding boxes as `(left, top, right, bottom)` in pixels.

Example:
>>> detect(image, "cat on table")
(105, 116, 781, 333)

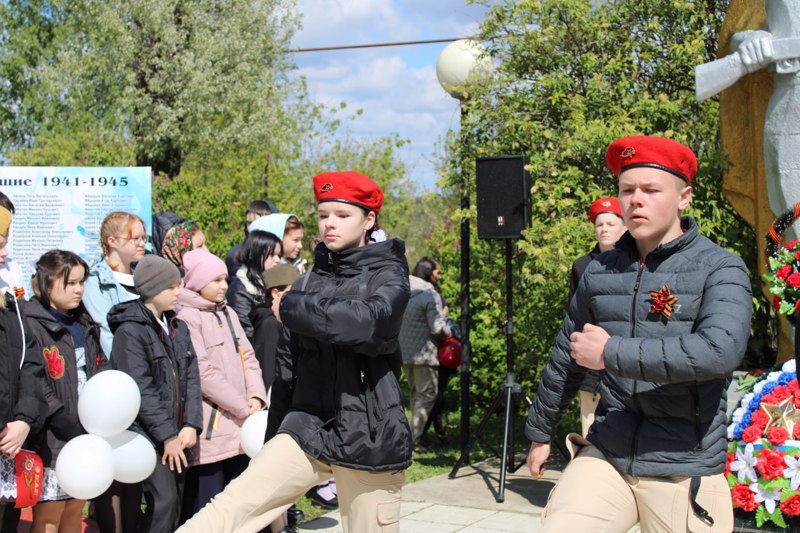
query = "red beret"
(588, 197, 622, 224)
(313, 171, 384, 215)
(605, 136, 697, 183)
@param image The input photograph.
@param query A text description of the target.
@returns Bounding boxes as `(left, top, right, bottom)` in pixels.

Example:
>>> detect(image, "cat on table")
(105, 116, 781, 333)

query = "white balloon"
(105, 430, 157, 483)
(55, 434, 115, 500)
(78, 370, 140, 437)
(240, 410, 270, 458)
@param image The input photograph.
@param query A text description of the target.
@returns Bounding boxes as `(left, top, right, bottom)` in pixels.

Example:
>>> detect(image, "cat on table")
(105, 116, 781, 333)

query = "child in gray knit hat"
(108, 254, 202, 532)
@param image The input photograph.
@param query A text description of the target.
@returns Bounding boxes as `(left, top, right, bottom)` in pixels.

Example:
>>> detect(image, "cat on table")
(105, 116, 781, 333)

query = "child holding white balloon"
(23, 250, 109, 533)
(174, 249, 266, 521)
(108, 254, 202, 533)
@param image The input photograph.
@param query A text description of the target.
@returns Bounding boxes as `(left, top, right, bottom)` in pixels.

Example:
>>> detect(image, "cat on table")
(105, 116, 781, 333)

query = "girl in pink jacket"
(176, 249, 267, 521)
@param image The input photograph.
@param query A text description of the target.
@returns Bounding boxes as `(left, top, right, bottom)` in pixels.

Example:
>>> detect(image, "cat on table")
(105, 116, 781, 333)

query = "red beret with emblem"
(605, 135, 697, 183)
(313, 171, 384, 214)
(588, 197, 622, 224)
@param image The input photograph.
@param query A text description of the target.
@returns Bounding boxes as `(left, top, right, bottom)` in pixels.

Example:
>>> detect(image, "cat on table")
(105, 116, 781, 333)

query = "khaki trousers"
(541, 437, 733, 533)
(176, 434, 404, 533)
(403, 365, 438, 444)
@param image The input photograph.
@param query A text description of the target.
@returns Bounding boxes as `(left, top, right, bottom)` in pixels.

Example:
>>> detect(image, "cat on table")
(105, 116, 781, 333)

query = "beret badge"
(320, 183, 333, 193)
(620, 147, 636, 159)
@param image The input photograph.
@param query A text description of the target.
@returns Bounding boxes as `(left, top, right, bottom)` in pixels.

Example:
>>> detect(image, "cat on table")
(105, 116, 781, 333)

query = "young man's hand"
(0, 421, 30, 458)
(162, 434, 188, 473)
(527, 441, 550, 479)
(569, 323, 609, 370)
(179, 427, 197, 450)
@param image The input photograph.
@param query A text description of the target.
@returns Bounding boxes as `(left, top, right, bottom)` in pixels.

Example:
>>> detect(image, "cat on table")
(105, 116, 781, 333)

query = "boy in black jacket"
(109, 255, 202, 533)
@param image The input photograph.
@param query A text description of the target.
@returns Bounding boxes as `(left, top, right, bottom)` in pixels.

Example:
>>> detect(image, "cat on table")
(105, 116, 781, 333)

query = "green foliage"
(1, 0, 298, 176)
(1, 3, 425, 259)
(428, 0, 771, 419)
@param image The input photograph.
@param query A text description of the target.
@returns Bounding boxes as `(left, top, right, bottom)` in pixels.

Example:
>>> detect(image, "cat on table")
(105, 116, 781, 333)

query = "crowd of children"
(0, 190, 319, 533)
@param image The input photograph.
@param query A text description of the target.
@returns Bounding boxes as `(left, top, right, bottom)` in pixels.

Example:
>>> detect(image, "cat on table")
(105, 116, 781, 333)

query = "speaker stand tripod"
(448, 239, 530, 502)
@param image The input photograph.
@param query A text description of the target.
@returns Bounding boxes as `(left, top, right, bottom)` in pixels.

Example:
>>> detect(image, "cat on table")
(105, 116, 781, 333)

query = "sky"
(288, 0, 490, 191)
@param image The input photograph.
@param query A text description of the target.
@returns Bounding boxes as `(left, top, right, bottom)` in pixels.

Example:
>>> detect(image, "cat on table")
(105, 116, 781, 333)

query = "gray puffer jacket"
(399, 276, 450, 366)
(526, 217, 752, 477)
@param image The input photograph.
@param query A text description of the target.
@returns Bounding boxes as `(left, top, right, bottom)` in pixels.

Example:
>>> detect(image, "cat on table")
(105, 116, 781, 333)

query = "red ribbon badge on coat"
(43, 346, 65, 380)
(648, 284, 678, 319)
(14, 450, 43, 508)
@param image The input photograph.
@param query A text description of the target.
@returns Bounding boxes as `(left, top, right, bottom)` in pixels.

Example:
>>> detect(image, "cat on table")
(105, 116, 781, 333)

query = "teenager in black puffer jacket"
(23, 251, 109, 531)
(178, 171, 411, 533)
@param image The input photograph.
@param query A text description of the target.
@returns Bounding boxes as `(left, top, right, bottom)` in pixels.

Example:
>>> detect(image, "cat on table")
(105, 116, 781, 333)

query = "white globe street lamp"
(436, 39, 494, 100)
(436, 39, 493, 465)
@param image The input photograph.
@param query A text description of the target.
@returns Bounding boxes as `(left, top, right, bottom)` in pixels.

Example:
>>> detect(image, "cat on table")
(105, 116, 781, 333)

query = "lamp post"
(436, 39, 493, 461)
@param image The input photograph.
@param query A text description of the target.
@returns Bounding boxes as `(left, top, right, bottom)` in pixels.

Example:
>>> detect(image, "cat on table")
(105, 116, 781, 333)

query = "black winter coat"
(526, 218, 752, 477)
(108, 300, 202, 446)
(0, 294, 45, 437)
(250, 303, 280, 392)
(226, 270, 261, 340)
(22, 299, 108, 467)
(267, 238, 412, 471)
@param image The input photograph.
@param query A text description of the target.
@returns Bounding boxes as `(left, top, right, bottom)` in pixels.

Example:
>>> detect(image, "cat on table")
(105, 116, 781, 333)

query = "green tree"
(1, 0, 298, 177)
(2, 1, 429, 258)
(429, 0, 771, 422)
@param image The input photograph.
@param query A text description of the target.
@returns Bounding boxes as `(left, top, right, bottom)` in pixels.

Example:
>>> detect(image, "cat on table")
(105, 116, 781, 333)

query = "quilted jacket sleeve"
(280, 265, 409, 353)
(525, 275, 592, 443)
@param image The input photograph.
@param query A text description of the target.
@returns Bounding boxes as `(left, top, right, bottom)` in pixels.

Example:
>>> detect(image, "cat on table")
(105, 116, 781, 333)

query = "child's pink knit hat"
(183, 249, 227, 292)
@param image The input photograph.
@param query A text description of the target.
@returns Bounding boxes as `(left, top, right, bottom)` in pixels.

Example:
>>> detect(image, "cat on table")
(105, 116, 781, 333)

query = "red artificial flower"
(796, 299, 800, 314)
(748, 369, 764, 376)
(732, 484, 759, 512)
(795, 251, 800, 261)
(742, 425, 763, 444)
(724, 451, 736, 478)
(756, 448, 786, 480)
(777, 264, 794, 280)
(794, 393, 800, 410)
(767, 426, 790, 446)
(750, 409, 769, 430)
(794, 423, 800, 440)
(773, 386, 792, 402)
(761, 393, 777, 405)
(781, 495, 800, 517)
(774, 296, 783, 310)
(786, 240, 800, 251)
(789, 379, 800, 393)
(787, 272, 800, 288)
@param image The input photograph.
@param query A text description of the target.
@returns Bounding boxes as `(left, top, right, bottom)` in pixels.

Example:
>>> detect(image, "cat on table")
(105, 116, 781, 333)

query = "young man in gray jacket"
(526, 135, 752, 532)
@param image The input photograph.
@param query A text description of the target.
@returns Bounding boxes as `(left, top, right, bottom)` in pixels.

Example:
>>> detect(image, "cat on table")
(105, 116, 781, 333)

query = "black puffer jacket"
(526, 218, 752, 477)
(569, 244, 602, 395)
(0, 294, 45, 437)
(108, 299, 202, 446)
(267, 238, 412, 471)
(226, 267, 262, 340)
(22, 298, 108, 467)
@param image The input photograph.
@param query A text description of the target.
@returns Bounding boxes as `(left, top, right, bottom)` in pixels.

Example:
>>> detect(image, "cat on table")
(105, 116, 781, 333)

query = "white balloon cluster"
(55, 370, 156, 500)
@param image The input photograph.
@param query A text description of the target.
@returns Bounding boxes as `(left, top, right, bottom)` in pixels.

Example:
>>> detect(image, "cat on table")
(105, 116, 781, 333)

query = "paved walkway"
(299, 454, 558, 532)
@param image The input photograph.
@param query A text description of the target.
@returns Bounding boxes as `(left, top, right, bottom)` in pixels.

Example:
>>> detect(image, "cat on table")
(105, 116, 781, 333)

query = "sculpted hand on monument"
(738, 33, 775, 73)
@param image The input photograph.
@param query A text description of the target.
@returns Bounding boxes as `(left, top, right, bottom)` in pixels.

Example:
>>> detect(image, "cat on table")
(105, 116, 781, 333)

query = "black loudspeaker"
(476, 155, 530, 239)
